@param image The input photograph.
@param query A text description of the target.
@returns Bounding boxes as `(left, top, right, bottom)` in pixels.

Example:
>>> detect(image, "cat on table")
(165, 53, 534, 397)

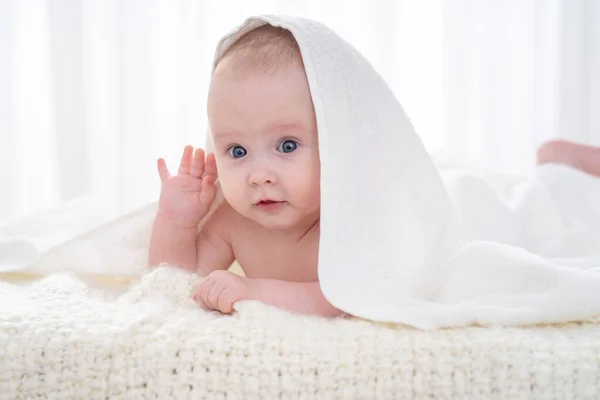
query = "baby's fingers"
(204, 152, 217, 177)
(189, 148, 206, 178)
(157, 158, 171, 181)
(193, 280, 212, 310)
(200, 277, 219, 309)
(217, 288, 236, 314)
(207, 280, 227, 311)
(177, 145, 194, 175)
(200, 153, 218, 203)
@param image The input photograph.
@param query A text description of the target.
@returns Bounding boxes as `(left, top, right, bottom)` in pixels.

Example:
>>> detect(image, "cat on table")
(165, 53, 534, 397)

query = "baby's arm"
(149, 146, 232, 273)
(194, 207, 235, 276)
(254, 279, 343, 317)
(149, 203, 235, 275)
(148, 214, 198, 271)
(193, 269, 343, 317)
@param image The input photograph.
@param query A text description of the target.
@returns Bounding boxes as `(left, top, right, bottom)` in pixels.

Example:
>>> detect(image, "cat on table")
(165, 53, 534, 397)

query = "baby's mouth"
(255, 199, 285, 211)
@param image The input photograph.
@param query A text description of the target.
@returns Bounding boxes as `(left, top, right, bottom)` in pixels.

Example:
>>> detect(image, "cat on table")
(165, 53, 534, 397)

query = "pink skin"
(155, 146, 218, 228)
(148, 147, 219, 273)
(192, 270, 339, 317)
(149, 58, 341, 318)
(537, 139, 600, 177)
(193, 270, 260, 314)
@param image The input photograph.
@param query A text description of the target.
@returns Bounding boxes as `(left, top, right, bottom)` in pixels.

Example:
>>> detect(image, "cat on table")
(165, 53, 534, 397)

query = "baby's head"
(208, 25, 320, 231)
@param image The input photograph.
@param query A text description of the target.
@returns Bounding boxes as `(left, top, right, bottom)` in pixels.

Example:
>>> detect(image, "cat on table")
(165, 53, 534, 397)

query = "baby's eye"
(277, 139, 298, 154)
(227, 145, 247, 159)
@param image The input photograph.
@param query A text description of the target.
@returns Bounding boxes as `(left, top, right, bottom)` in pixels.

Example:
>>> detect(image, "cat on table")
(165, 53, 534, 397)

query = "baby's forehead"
(213, 121, 313, 140)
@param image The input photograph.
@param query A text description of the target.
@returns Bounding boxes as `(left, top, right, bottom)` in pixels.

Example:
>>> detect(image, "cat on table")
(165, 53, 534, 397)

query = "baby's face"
(207, 60, 320, 231)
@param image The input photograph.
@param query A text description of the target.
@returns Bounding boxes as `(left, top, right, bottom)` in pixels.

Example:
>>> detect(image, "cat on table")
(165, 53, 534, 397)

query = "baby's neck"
(289, 215, 320, 242)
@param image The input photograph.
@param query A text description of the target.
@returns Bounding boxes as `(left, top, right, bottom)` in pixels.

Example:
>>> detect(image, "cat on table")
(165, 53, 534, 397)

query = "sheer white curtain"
(1, 0, 599, 222)
(441, 0, 600, 174)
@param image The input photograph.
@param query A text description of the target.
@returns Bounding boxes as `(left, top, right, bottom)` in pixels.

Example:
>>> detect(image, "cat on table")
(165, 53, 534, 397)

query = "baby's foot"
(536, 139, 600, 177)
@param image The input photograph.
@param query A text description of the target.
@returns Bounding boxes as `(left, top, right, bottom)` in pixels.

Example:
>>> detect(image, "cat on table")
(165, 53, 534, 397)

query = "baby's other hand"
(193, 270, 261, 314)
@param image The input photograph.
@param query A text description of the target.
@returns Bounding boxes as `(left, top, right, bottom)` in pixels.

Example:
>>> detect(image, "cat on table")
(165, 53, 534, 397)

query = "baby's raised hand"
(193, 270, 261, 314)
(156, 146, 217, 228)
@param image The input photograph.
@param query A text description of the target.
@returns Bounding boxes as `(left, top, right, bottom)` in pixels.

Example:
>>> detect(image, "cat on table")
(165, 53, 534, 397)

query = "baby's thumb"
(157, 158, 170, 181)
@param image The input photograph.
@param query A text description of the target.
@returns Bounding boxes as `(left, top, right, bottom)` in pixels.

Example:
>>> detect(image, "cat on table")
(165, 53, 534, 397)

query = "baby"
(148, 25, 341, 317)
(148, 22, 600, 318)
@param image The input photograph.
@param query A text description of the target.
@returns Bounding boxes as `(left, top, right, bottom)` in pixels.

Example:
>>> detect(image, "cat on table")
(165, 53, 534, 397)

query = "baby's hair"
(216, 24, 303, 75)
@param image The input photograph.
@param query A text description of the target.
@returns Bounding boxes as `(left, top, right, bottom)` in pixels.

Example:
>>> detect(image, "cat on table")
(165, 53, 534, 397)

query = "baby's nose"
(249, 169, 276, 186)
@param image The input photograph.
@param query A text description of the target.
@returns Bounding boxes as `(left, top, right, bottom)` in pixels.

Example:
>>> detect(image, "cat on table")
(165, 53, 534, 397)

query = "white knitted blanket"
(1, 267, 600, 399)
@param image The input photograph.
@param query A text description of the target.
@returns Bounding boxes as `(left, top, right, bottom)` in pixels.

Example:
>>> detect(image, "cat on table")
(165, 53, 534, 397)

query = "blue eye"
(227, 145, 247, 159)
(277, 139, 298, 153)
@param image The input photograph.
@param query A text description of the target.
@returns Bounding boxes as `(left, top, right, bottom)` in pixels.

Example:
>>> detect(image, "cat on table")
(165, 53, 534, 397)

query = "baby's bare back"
(220, 203, 320, 282)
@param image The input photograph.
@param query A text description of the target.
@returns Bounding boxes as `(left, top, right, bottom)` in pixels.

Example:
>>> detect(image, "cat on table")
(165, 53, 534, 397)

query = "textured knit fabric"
(1, 267, 600, 399)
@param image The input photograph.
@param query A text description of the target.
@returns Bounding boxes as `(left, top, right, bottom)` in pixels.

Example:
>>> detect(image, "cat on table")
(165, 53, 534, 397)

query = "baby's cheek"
(219, 175, 251, 214)
(221, 180, 242, 203)
(296, 167, 320, 202)
(215, 166, 234, 194)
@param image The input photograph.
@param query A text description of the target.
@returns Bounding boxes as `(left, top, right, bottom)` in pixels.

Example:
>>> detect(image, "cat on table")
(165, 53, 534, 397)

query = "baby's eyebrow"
(267, 122, 305, 133)
(211, 121, 309, 145)
(212, 130, 245, 143)
(214, 122, 306, 139)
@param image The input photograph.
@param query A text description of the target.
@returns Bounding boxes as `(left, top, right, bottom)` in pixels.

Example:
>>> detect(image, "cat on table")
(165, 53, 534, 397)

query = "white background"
(1, 0, 599, 222)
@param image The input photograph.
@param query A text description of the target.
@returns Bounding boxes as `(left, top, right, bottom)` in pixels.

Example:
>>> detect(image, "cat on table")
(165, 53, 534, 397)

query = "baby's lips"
(255, 198, 283, 204)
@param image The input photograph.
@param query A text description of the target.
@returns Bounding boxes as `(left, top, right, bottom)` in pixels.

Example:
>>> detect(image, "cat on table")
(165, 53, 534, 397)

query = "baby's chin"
(249, 210, 300, 231)
(264, 215, 317, 231)
(242, 205, 308, 232)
